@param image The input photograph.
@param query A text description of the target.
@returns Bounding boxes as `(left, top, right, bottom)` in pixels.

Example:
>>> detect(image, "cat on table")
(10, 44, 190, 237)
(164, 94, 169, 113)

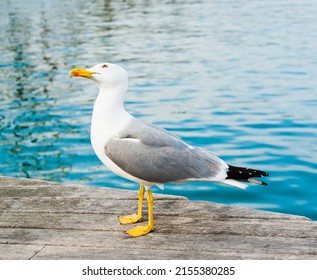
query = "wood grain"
(1, 176, 316, 259)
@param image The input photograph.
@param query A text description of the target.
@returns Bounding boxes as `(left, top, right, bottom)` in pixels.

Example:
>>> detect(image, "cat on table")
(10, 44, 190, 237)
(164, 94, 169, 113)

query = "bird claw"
(119, 213, 142, 224)
(125, 225, 154, 237)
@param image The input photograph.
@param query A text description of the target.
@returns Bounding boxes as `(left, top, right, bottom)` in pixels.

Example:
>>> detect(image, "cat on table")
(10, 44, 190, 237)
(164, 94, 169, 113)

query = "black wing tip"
(261, 171, 270, 177)
(227, 165, 269, 185)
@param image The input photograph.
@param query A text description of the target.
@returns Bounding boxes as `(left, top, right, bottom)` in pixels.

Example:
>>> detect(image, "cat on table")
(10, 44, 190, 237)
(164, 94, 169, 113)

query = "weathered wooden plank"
(2, 227, 317, 251)
(1, 228, 316, 260)
(0, 244, 44, 260)
(0, 176, 186, 200)
(1, 211, 316, 238)
(1, 176, 317, 260)
(30, 245, 317, 260)
(1, 195, 307, 221)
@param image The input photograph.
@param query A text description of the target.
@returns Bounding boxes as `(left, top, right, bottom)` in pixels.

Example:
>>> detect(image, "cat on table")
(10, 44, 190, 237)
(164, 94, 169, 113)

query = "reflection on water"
(1, 0, 317, 219)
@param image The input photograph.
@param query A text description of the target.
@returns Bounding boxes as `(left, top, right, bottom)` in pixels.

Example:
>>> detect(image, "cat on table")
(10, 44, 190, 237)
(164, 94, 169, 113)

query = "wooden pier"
(1, 176, 317, 259)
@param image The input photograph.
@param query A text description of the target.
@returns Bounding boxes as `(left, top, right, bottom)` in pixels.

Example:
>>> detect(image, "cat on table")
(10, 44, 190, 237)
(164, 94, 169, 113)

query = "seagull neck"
(92, 88, 132, 130)
(97, 88, 126, 111)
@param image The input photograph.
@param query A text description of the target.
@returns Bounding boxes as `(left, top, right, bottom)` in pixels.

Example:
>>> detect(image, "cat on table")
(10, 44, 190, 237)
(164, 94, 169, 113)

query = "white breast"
(90, 92, 161, 188)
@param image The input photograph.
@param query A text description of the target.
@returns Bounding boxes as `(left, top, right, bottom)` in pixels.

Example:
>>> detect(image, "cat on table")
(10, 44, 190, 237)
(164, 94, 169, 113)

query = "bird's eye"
(102, 64, 108, 68)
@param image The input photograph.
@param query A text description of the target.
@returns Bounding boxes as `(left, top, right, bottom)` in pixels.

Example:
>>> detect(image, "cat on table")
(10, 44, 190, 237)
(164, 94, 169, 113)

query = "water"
(1, 0, 317, 220)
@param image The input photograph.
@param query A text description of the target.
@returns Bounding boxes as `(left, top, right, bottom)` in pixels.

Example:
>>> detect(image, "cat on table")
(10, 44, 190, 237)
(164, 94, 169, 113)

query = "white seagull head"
(69, 63, 128, 91)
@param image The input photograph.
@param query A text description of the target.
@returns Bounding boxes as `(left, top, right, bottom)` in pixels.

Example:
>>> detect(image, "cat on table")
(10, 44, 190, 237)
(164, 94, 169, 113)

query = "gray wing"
(104, 119, 227, 184)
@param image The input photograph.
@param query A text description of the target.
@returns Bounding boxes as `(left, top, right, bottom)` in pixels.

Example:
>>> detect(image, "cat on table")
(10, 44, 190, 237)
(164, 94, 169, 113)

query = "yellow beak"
(69, 68, 98, 78)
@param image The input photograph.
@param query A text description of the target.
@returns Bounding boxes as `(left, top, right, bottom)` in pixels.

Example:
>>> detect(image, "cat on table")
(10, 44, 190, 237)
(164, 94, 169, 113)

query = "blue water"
(1, 0, 317, 219)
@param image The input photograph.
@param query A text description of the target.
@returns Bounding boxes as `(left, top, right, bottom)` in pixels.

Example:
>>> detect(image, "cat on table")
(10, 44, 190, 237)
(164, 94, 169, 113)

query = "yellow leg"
(125, 189, 155, 237)
(119, 185, 144, 224)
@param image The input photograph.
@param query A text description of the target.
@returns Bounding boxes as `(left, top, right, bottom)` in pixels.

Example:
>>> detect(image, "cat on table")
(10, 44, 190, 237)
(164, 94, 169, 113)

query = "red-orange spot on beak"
(69, 68, 97, 78)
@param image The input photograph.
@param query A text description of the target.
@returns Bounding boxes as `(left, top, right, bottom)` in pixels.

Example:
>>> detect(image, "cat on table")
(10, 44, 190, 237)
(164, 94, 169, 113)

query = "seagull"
(69, 63, 269, 237)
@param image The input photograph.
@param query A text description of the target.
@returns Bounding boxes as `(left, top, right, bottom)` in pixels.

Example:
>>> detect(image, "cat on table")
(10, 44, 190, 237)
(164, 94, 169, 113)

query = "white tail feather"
(221, 179, 248, 189)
